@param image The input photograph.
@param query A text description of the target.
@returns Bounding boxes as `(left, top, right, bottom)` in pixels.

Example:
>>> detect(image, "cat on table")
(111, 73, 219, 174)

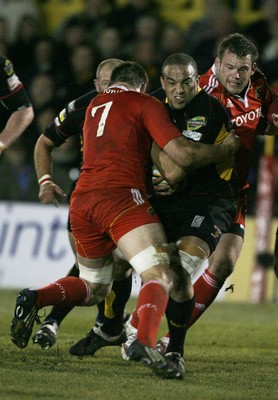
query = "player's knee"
(141, 268, 173, 294)
(209, 258, 234, 280)
(112, 253, 132, 281)
(78, 262, 113, 306)
(79, 262, 113, 285)
(129, 244, 173, 292)
(129, 244, 170, 275)
(87, 284, 111, 306)
(170, 263, 193, 301)
(178, 250, 202, 274)
(176, 239, 208, 275)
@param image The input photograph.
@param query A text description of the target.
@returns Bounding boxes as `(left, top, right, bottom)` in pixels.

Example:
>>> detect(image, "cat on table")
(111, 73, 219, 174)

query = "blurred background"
(0, 0, 277, 302)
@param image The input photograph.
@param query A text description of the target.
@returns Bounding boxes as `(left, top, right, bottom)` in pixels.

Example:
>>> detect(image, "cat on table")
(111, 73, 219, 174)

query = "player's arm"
(257, 73, 278, 134)
(151, 142, 188, 186)
(266, 97, 278, 132)
(0, 56, 34, 154)
(34, 134, 67, 207)
(0, 107, 34, 154)
(146, 96, 240, 175)
(156, 129, 239, 184)
(34, 93, 91, 206)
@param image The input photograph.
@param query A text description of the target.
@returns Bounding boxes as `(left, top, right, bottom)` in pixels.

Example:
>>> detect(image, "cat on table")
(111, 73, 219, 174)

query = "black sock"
(166, 296, 195, 356)
(44, 263, 79, 326)
(101, 273, 133, 336)
(96, 300, 105, 324)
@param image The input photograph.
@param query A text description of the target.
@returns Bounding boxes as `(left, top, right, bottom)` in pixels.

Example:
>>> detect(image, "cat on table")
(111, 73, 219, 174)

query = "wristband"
(38, 174, 52, 186)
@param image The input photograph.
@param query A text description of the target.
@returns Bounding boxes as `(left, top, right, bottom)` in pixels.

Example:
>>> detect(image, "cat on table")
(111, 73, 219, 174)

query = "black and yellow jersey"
(44, 89, 98, 147)
(152, 87, 239, 197)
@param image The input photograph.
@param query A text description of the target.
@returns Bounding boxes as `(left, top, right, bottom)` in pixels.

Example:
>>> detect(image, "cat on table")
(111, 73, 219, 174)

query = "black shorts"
(67, 212, 72, 232)
(150, 193, 238, 255)
(67, 179, 78, 232)
(226, 221, 245, 238)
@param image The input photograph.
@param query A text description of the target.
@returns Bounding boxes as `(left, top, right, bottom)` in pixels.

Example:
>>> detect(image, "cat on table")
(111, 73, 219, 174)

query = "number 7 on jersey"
(91, 101, 113, 137)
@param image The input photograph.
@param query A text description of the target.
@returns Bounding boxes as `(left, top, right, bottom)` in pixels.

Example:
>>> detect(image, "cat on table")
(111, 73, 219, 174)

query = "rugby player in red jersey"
(10, 61, 239, 379)
(32, 58, 132, 351)
(188, 33, 278, 328)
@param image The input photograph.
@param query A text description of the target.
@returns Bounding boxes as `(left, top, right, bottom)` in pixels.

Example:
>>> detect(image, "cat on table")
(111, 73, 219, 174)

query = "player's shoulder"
(200, 68, 225, 99)
(0, 54, 15, 77)
(199, 67, 217, 86)
(196, 87, 222, 107)
(150, 87, 166, 102)
(197, 88, 229, 120)
(204, 89, 225, 109)
(74, 89, 98, 109)
(0, 54, 9, 68)
(251, 68, 268, 85)
(122, 90, 162, 105)
(63, 90, 97, 117)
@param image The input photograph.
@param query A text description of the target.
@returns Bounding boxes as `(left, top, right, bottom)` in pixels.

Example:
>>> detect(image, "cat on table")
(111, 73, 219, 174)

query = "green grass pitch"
(0, 289, 277, 400)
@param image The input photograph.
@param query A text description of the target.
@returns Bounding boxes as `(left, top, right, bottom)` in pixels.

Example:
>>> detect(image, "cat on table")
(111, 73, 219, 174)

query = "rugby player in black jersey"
(121, 53, 239, 372)
(0, 55, 34, 155)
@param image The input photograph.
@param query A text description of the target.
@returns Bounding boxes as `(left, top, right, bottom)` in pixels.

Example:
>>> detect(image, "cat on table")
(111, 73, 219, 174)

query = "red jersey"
(77, 86, 181, 193)
(200, 65, 275, 188)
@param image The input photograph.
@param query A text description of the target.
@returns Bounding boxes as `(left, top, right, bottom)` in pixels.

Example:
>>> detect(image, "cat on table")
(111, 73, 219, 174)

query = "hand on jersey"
(152, 170, 172, 196)
(152, 169, 183, 196)
(39, 181, 67, 207)
(267, 97, 278, 129)
(222, 129, 241, 156)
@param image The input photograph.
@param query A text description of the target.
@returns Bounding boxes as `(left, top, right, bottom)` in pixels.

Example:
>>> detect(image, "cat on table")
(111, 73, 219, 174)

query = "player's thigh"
(209, 232, 243, 275)
(117, 222, 168, 261)
(70, 191, 115, 258)
(178, 196, 238, 254)
(212, 233, 243, 264)
(116, 219, 171, 283)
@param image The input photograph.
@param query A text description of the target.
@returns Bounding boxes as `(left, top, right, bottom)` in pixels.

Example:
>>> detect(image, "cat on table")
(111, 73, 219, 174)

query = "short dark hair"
(109, 61, 149, 87)
(218, 33, 259, 62)
(161, 53, 198, 77)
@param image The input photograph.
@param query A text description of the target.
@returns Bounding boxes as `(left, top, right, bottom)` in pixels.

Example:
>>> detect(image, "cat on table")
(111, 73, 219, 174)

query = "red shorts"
(70, 188, 160, 258)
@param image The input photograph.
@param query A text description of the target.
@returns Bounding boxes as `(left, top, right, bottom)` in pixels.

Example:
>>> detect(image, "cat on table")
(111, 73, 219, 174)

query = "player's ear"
(94, 78, 100, 92)
(215, 57, 221, 74)
(140, 83, 148, 93)
(251, 62, 257, 75)
(215, 57, 220, 67)
(160, 75, 165, 89)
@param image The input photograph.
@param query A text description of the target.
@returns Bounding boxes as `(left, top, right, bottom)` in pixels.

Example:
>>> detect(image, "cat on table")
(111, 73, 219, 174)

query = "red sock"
(35, 277, 91, 308)
(135, 280, 168, 347)
(189, 269, 223, 327)
(130, 310, 139, 329)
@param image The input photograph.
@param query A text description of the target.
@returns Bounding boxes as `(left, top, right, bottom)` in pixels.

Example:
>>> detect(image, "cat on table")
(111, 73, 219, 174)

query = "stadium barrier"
(0, 201, 277, 302)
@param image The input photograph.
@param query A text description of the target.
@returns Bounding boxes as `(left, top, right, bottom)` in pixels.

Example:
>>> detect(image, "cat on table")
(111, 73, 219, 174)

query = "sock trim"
(202, 269, 222, 289)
